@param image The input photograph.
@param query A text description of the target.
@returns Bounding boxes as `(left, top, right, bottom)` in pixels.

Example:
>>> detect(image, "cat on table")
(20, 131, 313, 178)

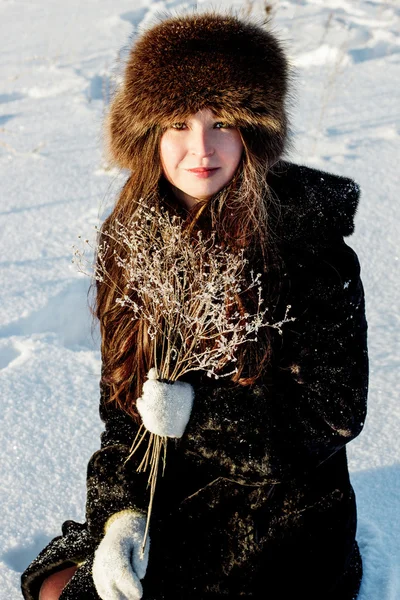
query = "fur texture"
(21, 13, 368, 600)
(20, 521, 96, 600)
(21, 161, 368, 600)
(106, 12, 290, 169)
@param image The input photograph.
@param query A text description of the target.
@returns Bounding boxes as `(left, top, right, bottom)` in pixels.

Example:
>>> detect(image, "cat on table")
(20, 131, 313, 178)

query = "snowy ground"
(1, 0, 399, 598)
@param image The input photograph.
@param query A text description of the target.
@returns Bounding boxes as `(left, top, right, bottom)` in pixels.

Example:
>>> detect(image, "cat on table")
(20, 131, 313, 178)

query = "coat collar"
(267, 161, 361, 244)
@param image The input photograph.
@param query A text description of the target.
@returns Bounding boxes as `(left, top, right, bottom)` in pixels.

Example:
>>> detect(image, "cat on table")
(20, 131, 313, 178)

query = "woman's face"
(160, 108, 244, 209)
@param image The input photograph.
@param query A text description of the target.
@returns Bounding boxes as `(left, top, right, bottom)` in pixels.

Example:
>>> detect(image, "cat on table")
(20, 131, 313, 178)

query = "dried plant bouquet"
(74, 201, 294, 552)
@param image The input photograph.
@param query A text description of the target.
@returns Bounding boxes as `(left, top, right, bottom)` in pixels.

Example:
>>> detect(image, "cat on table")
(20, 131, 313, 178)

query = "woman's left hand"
(136, 368, 194, 438)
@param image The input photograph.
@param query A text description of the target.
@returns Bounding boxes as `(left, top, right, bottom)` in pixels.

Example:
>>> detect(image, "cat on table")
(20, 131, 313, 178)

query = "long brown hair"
(91, 123, 283, 420)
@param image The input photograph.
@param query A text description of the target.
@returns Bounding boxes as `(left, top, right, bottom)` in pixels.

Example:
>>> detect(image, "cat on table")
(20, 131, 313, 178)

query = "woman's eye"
(214, 122, 232, 129)
(171, 122, 186, 130)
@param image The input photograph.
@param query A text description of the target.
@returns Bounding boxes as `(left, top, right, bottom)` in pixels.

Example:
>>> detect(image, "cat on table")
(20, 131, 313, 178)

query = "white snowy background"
(0, 0, 399, 598)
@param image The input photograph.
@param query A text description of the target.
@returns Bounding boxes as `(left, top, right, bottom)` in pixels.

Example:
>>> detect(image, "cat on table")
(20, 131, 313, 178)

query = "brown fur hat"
(106, 11, 290, 170)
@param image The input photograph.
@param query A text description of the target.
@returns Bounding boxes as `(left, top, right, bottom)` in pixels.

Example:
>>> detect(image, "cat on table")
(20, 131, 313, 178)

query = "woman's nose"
(189, 129, 215, 157)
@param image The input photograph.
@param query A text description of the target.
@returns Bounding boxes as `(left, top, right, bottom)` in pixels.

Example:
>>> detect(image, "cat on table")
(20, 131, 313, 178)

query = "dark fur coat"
(21, 161, 368, 600)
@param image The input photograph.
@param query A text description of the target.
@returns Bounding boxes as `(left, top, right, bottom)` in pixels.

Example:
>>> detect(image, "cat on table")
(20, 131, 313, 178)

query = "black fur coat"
(21, 161, 369, 600)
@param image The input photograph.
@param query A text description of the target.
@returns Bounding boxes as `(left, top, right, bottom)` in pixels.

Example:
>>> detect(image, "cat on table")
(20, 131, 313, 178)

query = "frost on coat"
(21, 161, 368, 600)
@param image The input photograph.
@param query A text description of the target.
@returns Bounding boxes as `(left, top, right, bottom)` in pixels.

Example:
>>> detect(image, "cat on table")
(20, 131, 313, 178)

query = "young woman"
(21, 11, 368, 600)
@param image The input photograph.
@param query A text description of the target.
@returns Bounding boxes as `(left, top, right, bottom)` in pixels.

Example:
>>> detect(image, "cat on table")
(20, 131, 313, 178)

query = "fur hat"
(107, 12, 290, 169)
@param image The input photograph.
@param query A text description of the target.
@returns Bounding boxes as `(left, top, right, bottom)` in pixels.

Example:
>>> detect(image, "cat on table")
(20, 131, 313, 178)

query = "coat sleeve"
(180, 236, 369, 486)
(85, 381, 151, 542)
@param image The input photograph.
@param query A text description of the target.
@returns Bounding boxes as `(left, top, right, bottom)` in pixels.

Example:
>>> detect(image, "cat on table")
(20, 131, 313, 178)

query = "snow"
(0, 0, 399, 598)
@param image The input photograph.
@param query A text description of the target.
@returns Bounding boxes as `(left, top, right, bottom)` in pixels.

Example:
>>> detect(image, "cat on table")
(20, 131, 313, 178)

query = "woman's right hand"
(92, 510, 150, 600)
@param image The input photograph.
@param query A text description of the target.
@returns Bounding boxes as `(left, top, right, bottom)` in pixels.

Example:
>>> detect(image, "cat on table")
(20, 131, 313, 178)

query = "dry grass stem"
(73, 200, 294, 547)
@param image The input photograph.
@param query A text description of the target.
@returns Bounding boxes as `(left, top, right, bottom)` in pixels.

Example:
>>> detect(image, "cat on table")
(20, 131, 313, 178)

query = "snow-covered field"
(1, 0, 399, 598)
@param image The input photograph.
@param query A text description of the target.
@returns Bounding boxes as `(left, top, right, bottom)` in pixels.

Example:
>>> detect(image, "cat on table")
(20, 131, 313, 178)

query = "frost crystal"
(73, 200, 295, 382)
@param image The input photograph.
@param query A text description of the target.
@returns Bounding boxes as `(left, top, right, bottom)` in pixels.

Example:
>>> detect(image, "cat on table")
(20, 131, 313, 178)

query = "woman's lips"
(187, 167, 219, 178)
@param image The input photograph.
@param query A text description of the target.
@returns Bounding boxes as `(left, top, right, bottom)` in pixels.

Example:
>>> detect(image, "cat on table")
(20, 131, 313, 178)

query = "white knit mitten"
(92, 510, 149, 600)
(136, 368, 194, 438)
